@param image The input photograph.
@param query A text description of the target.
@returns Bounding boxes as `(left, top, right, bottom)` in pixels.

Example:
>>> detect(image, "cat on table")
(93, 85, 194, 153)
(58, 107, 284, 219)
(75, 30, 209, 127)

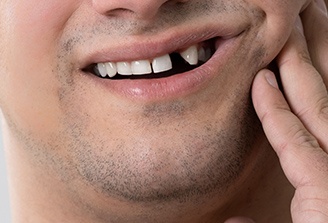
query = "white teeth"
(152, 54, 172, 73)
(105, 62, 117, 77)
(131, 60, 152, 75)
(180, 45, 198, 65)
(97, 63, 108, 78)
(117, 62, 132, 75)
(95, 44, 213, 78)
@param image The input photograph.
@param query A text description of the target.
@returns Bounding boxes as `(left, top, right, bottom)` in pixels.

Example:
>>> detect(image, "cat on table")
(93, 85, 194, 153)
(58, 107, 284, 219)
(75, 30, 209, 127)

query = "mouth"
(83, 38, 217, 80)
(78, 23, 245, 101)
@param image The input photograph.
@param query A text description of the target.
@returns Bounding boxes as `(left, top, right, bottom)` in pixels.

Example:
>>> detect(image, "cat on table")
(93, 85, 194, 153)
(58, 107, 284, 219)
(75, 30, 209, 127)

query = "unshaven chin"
(2, 39, 269, 222)
(57, 85, 262, 203)
(55, 31, 266, 207)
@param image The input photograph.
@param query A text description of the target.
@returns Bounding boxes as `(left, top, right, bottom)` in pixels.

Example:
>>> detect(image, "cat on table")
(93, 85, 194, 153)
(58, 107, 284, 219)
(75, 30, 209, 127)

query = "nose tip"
(92, 0, 189, 20)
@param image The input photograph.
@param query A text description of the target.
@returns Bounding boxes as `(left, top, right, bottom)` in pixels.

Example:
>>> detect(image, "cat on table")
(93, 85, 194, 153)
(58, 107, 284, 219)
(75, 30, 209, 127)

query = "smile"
(79, 24, 246, 101)
(87, 38, 216, 80)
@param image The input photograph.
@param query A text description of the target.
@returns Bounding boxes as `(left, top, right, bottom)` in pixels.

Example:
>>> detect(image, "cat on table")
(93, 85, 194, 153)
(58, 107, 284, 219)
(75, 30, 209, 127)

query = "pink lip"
(79, 22, 247, 67)
(77, 21, 248, 102)
(82, 35, 242, 102)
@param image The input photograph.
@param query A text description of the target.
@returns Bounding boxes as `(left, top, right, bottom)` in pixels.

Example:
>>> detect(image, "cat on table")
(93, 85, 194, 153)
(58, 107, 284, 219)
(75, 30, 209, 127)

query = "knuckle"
(298, 49, 313, 66)
(285, 124, 320, 150)
(296, 95, 328, 123)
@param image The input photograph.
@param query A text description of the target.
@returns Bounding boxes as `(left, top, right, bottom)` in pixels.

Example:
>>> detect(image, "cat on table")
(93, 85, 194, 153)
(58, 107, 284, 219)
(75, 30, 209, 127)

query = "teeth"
(152, 54, 172, 73)
(131, 60, 152, 75)
(95, 44, 213, 78)
(198, 47, 206, 62)
(105, 62, 117, 77)
(117, 62, 132, 75)
(97, 63, 108, 78)
(204, 48, 212, 62)
(180, 45, 198, 65)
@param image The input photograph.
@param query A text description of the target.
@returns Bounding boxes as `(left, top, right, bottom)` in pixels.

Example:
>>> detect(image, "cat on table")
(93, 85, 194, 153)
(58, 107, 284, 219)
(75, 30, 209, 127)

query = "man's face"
(0, 0, 306, 219)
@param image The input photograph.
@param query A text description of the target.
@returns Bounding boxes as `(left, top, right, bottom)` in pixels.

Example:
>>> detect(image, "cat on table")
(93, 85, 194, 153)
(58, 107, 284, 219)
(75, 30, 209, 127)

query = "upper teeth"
(95, 44, 212, 78)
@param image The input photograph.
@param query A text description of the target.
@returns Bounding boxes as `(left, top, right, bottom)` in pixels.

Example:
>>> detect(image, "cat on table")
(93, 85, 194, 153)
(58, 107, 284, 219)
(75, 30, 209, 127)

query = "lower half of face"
(0, 41, 266, 219)
(0, 0, 305, 219)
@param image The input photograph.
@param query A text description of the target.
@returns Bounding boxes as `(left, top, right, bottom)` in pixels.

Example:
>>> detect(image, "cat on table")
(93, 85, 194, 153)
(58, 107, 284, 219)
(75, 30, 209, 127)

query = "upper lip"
(79, 22, 248, 70)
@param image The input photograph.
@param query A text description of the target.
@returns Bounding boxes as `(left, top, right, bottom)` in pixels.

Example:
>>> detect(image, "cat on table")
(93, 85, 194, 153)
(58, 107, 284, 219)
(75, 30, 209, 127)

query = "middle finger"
(277, 26, 328, 151)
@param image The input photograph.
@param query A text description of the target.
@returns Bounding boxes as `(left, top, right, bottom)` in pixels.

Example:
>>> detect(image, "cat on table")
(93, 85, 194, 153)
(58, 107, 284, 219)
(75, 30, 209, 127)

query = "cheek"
(1, 70, 62, 138)
(0, 1, 78, 137)
(3, 0, 80, 64)
(249, 0, 306, 15)
(248, 0, 306, 64)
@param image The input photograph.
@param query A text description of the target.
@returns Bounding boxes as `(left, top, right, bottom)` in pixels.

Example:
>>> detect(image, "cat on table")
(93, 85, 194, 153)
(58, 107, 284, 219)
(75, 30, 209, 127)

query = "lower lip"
(85, 37, 240, 102)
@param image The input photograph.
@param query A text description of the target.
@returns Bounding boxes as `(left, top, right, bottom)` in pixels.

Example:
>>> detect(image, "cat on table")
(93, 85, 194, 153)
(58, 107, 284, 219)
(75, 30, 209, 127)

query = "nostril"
(92, 0, 173, 20)
(105, 8, 134, 17)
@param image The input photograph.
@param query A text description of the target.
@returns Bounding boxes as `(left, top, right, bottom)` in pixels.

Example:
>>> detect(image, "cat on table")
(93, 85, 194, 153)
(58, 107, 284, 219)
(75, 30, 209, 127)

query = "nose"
(92, 0, 189, 20)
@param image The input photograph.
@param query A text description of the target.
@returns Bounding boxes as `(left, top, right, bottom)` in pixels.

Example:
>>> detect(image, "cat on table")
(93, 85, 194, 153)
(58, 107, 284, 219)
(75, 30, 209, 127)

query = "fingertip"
(264, 70, 279, 89)
(253, 69, 279, 91)
(252, 69, 285, 122)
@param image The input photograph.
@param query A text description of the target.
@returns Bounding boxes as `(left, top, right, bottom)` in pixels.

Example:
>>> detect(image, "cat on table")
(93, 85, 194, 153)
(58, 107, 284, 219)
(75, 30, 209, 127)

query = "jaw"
(51, 86, 267, 223)
(38, 14, 271, 207)
(0, 0, 303, 222)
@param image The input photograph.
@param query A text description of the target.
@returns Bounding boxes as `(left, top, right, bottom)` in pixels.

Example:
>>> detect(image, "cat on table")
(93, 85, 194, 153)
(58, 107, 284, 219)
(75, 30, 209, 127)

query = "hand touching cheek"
(251, 0, 328, 222)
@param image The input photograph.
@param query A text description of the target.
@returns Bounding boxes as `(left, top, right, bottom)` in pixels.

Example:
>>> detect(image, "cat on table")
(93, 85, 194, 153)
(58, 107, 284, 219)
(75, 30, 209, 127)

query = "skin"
(0, 0, 327, 222)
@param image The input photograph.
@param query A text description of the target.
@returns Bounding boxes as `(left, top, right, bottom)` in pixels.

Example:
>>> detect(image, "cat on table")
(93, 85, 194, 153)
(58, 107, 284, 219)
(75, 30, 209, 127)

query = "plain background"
(1, 122, 11, 223)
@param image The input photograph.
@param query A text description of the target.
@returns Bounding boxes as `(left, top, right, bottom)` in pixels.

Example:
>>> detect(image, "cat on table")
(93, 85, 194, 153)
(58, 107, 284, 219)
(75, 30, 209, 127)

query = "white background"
(0, 123, 11, 223)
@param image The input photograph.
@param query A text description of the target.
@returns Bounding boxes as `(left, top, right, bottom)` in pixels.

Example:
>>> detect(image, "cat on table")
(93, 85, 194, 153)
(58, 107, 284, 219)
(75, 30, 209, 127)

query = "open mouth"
(84, 37, 217, 80)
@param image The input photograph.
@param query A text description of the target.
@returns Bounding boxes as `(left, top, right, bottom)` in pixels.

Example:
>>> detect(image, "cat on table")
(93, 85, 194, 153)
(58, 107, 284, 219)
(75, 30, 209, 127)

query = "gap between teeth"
(96, 45, 212, 78)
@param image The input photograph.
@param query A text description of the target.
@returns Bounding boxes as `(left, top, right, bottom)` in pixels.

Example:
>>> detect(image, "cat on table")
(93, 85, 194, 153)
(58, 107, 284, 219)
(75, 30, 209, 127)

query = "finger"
(224, 217, 255, 223)
(277, 27, 328, 151)
(314, 0, 327, 14)
(301, 0, 328, 83)
(252, 69, 328, 187)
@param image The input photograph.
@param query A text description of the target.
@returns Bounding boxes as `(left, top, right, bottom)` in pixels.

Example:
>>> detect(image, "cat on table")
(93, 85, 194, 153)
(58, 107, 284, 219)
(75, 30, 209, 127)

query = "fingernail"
(265, 71, 279, 89)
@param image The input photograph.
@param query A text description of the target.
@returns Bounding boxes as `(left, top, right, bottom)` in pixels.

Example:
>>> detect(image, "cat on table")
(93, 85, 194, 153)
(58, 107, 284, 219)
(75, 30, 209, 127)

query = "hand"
(226, 0, 328, 222)
(253, 0, 328, 222)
